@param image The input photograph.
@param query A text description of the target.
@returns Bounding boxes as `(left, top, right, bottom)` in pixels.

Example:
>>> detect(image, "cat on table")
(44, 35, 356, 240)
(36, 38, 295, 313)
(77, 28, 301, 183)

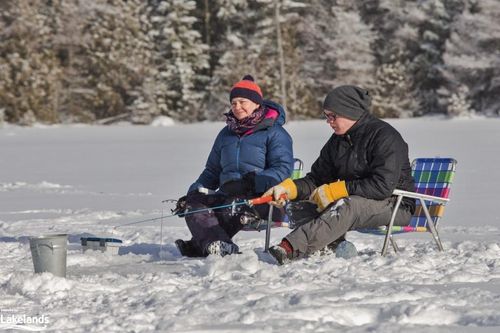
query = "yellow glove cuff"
(327, 180, 348, 200)
(281, 178, 298, 200)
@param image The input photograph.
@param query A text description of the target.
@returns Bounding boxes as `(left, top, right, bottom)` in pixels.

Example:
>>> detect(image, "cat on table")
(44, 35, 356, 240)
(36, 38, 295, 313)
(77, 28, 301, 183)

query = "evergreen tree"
(0, 0, 62, 124)
(407, 0, 465, 116)
(0, 0, 158, 124)
(442, 0, 500, 116)
(205, 0, 259, 120)
(2, 0, 499, 124)
(148, 0, 209, 122)
(77, 0, 156, 123)
(250, 0, 309, 119)
(299, 0, 376, 118)
(207, 0, 308, 120)
(357, 0, 422, 117)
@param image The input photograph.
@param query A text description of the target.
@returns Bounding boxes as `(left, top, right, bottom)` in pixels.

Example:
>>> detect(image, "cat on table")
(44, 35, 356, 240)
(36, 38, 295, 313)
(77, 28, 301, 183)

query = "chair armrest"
(392, 189, 449, 204)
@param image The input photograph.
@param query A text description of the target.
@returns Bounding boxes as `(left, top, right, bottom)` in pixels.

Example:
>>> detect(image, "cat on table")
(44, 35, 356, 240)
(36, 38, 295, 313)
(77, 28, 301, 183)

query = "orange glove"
(310, 181, 348, 211)
(263, 178, 297, 204)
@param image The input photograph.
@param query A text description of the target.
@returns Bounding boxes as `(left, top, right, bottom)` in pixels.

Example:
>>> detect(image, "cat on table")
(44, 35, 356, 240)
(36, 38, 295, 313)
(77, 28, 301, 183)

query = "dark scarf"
(225, 105, 268, 135)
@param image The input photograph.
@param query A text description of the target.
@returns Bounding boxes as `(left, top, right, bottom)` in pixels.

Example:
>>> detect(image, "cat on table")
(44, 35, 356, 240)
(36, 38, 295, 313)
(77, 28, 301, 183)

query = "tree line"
(1, 0, 498, 125)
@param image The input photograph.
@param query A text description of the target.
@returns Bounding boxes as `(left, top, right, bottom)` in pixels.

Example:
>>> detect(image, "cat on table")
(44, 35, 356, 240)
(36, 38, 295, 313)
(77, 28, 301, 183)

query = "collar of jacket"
(241, 107, 279, 136)
(337, 112, 372, 143)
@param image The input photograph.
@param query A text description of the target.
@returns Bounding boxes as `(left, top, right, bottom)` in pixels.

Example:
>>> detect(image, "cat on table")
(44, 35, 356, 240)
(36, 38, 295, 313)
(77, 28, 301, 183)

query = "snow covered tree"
(327, 1, 377, 89)
(406, 0, 468, 116)
(75, 0, 156, 123)
(357, 0, 423, 117)
(2, 0, 499, 123)
(442, 0, 500, 116)
(371, 57, 419, 118)
(295, 0, 377, 118)
(207, 0, 308, 120)
(446, 84, 473, 116)
(359, 0, 482, 117)
(250, 0, 309, 119)
(204, 0, 261, 120)
(147, 0, 209, 122)
(0, 0, 159, 124)
(0, 0, 62, 124)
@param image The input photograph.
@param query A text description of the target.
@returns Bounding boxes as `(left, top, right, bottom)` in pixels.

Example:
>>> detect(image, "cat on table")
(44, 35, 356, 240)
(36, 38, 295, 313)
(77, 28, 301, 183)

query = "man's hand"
(310, 180, 348, 211)
(262, 178, 297, 204)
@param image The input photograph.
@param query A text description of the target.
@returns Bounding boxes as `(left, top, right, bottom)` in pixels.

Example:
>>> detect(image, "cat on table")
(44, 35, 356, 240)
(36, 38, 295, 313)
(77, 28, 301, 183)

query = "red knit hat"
(229, 75, 263, 105)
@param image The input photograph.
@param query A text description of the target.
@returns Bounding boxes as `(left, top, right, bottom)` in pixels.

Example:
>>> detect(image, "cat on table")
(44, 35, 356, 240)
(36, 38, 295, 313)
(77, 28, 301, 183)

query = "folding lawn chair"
(357, 157, 458, 256)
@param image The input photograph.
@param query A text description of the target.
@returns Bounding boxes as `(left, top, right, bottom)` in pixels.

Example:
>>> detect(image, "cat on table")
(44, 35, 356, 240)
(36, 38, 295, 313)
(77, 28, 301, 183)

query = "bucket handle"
(32, 242, 64, 255)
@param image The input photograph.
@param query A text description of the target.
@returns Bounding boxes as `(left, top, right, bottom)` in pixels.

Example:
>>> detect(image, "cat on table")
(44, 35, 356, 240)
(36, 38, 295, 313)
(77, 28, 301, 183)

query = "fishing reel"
(238, 210, 261, 226)
(163, 198, 188, 217)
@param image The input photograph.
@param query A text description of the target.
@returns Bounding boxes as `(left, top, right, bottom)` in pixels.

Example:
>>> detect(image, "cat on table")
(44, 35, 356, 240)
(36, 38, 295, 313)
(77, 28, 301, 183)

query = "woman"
(175, 75, 293, 257)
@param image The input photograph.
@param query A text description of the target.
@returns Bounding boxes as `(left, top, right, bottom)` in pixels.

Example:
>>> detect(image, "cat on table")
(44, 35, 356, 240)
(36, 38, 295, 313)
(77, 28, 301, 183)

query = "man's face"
(323, 110, 357, 135)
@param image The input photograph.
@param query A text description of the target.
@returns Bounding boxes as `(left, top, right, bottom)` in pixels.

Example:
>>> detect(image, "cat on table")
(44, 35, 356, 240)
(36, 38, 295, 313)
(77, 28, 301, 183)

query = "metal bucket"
(29, 234, 68, 277)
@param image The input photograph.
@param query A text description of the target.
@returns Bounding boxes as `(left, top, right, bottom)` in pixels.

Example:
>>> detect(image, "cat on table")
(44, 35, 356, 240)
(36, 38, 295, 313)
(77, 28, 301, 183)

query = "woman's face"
(231, 97, 259, 120)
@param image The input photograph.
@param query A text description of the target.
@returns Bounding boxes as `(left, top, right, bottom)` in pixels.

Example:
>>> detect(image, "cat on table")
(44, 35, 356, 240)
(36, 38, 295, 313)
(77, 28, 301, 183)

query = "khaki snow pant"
(285, 195, 412, 258)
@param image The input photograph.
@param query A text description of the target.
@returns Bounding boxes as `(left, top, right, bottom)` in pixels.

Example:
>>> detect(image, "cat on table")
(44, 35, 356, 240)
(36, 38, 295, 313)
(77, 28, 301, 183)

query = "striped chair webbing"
(357, 225, 428, 235)
(412, 158, 456, 198)
(357, 158, 457, 236)
(409, 158, 457, 228)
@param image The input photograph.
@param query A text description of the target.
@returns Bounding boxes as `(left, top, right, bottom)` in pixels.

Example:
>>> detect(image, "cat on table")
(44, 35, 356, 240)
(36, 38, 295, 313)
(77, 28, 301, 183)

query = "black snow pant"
(285, 195, 413, 258)
(185, 192, 284, 256)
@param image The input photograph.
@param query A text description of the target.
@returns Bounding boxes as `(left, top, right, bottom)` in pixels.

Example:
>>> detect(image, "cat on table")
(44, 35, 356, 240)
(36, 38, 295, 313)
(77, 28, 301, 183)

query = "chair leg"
(419, 198, 444, 251)
(382, 195, 403, 256)
(264, 204, 274, 253)
(390, 236, 399, 252)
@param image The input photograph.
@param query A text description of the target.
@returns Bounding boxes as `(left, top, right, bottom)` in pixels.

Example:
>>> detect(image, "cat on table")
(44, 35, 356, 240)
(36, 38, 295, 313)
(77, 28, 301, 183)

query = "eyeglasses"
(323, 111, 338, 121)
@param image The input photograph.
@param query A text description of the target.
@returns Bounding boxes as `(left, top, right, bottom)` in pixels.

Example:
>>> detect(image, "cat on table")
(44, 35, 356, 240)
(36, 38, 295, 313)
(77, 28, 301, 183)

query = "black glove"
(220, 172, 255, 197)
(173, 195, 188, 217)
(285, 201, 321, 228)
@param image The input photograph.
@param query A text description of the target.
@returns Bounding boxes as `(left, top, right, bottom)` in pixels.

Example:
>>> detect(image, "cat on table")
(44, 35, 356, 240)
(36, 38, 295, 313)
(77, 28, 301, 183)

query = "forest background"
(1, 0, 499, 126)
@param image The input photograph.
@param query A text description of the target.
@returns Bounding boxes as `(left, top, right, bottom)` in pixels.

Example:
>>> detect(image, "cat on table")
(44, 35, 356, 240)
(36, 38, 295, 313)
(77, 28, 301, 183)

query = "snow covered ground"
(1, 117, 500, 332)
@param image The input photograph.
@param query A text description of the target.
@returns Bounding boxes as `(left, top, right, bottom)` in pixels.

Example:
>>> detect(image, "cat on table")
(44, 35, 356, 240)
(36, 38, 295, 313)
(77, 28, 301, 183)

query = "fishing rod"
(114, 195, 281, 229)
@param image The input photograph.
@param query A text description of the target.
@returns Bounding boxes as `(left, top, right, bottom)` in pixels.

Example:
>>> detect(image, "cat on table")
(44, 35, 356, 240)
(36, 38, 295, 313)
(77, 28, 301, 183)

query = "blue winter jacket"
(189, 100, 294, 194)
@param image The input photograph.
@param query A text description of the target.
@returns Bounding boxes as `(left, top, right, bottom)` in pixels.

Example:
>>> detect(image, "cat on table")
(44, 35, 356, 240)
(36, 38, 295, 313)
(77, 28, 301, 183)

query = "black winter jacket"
(295, 113, 415, 213)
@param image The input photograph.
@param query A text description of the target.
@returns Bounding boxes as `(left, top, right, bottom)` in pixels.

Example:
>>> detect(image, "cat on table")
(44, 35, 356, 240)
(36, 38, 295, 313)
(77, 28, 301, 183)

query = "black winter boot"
(269, 246, 291, 265)
(269, 239, 295, 265)
(175, 239, 202, 257)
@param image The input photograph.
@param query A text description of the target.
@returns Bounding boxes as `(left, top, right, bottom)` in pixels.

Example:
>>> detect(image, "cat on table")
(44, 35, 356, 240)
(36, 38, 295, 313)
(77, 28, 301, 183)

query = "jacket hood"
(263, 99, 286, 125)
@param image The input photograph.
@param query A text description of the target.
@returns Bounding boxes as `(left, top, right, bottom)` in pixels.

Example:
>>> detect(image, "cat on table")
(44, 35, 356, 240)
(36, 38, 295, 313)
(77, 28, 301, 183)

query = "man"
(264, 85, 415, 265)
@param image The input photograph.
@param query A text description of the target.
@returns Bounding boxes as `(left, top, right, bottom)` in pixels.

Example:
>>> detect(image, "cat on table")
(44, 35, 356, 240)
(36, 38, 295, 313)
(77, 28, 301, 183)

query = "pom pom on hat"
(242, 74, 255, 81)
(230, 74, 263, 105)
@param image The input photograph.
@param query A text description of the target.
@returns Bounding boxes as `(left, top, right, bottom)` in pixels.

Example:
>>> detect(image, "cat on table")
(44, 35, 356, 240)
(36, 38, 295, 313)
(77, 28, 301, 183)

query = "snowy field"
(1, 117, 500, 332)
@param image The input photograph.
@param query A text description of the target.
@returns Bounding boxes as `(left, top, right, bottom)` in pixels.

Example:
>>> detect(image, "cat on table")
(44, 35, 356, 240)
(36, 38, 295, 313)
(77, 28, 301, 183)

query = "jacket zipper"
(345, 134, 353, 177)
(236, 138, 242, 173)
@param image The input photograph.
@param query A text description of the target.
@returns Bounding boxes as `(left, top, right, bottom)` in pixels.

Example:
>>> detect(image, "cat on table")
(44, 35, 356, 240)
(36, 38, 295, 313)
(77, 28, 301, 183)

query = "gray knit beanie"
(322, 85, 371, 120)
